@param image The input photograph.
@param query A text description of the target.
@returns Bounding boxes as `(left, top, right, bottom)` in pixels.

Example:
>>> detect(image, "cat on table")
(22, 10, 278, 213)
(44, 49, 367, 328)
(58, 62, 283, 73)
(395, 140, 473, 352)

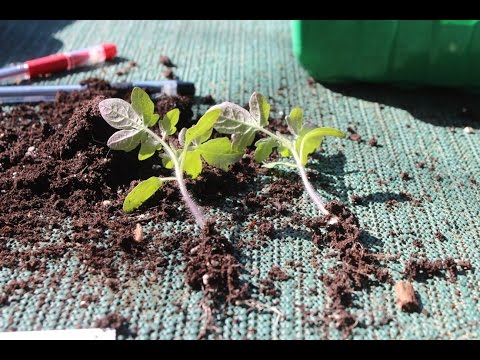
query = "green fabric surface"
(0, 20, 479, 340)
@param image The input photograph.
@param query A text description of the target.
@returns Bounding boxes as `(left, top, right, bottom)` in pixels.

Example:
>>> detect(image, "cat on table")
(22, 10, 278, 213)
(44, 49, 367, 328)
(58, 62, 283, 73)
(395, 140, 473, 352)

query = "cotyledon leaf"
(296, 127, 345, 165)
(123, 176, 163, 213)
(99, 98, 142, 130)
(107, 129, 145, 152)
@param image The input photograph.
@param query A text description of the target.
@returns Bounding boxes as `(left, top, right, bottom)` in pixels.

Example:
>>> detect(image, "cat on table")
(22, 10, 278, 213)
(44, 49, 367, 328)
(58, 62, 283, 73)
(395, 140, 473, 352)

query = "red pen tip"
(103, 43, 117, 60)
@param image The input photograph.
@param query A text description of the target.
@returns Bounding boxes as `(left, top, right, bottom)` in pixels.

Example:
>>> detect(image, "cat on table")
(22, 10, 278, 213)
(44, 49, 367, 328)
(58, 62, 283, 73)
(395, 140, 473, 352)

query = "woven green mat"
(0, 20, 479, 339)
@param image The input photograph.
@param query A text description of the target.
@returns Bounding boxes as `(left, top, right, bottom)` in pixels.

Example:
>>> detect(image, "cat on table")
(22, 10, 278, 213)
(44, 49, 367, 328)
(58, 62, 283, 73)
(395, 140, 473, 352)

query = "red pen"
(0, 43, 117, 84)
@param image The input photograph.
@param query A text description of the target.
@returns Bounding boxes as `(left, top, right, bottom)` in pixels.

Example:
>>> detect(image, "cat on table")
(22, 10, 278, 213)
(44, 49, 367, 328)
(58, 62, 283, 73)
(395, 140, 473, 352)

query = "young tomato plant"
(208, 92, 345, 218)
(99, 87, 242, 229)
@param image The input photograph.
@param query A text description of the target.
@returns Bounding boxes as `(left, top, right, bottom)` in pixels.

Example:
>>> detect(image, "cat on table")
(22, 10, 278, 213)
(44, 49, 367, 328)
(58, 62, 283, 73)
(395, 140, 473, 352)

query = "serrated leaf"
(99, 98, 142, 130)
(183, 150, 203, 179)
(286, 107, 303, 135)
(254, 137, 277, 163)
(131, 87, 159, 127)
(160, 108, 179, 135)
(209, 102, 256, 136)
(198, 137, 243, 171)
(107, 129, 145, 151)
(296, 127, 345, 165)
(231, 129, 256, 150)
(138, 135, 160, 161)
(278, 143, 291, 157)
(209, 94, 269, 151)
(160, 154, 174, 169)
(249, 92, 270, 127)
(185, 109, 220, 146)
(123, 177, 162, 213)
(193, 128, 213, 147)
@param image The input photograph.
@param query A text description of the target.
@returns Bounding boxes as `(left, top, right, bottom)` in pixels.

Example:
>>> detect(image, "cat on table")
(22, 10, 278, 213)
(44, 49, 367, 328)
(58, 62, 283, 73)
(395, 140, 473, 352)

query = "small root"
(236, 299, 285, 325)
(197, 298, 220, 340)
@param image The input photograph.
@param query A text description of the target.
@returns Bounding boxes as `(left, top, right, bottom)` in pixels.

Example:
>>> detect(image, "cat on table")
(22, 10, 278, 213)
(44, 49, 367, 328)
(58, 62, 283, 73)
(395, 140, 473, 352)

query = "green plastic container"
(292, 20, 480, 89)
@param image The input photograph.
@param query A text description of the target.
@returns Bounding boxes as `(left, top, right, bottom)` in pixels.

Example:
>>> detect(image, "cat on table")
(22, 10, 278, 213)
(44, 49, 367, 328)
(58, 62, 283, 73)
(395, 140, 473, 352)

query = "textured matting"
(0, 20, 479, 339)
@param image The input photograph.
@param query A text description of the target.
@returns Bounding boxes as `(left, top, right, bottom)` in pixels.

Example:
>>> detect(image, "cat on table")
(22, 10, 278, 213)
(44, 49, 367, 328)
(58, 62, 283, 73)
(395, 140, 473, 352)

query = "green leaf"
(231, 129, 256, 150)
(254, 137, 277, 162)
(278, 143, 291, 157)
(193, 128, 213, 146)
(249, 92, 270, 127)
(197, 137, 243, 171)
(210, 102, 253, 135)
(160, 154, 174, 169)
(107, 129, 145, 151)
(286, 107, 303, 135)
(183, 150, 203, 179)
(159, 108, 180, 136)
(138, 135, 160, 161)
(99, 98, 143, 130)
(185, 109, 221, 146)
(296, 127, 345, 165)
(209, 92, 270, 151)
(123, 177, 163, 213)
(131, 87, 159, 127)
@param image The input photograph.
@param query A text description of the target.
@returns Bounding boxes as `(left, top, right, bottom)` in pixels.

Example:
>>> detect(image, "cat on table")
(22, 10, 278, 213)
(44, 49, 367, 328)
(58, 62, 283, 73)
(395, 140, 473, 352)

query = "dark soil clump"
(183, 222, 249, 304)
(159, 55, 176, 67)
(268, 266, 291, 281)
(307, 202, 392, 336)
(403, 258, 472, 282)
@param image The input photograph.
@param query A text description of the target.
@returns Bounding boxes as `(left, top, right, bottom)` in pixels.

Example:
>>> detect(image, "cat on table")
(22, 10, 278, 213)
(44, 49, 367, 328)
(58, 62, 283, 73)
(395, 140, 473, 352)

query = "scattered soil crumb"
(400, 172, 412, 181)
(367, 137, 380, 147)
(116, 61, 137, 76)
(435, 231, 446, 242)
(159, 55, 176, 67)
(351, 194, 362, 205)
(412, 239, 423, 248)
(347, 127, 362, 143)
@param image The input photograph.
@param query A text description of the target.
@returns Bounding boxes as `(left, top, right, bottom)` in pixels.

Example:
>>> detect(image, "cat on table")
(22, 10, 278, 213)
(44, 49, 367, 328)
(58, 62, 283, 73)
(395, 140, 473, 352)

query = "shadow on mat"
(321, 82, 480, 129)
(0, 20, 74, 66)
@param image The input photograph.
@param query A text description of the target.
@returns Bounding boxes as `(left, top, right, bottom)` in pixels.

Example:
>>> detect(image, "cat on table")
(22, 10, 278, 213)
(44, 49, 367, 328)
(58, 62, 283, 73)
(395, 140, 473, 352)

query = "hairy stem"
(292, 151, 331, 217)
(174, 162, 206, 229)
(252, 125, 332, 217)
(146, 128, 207, 229)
